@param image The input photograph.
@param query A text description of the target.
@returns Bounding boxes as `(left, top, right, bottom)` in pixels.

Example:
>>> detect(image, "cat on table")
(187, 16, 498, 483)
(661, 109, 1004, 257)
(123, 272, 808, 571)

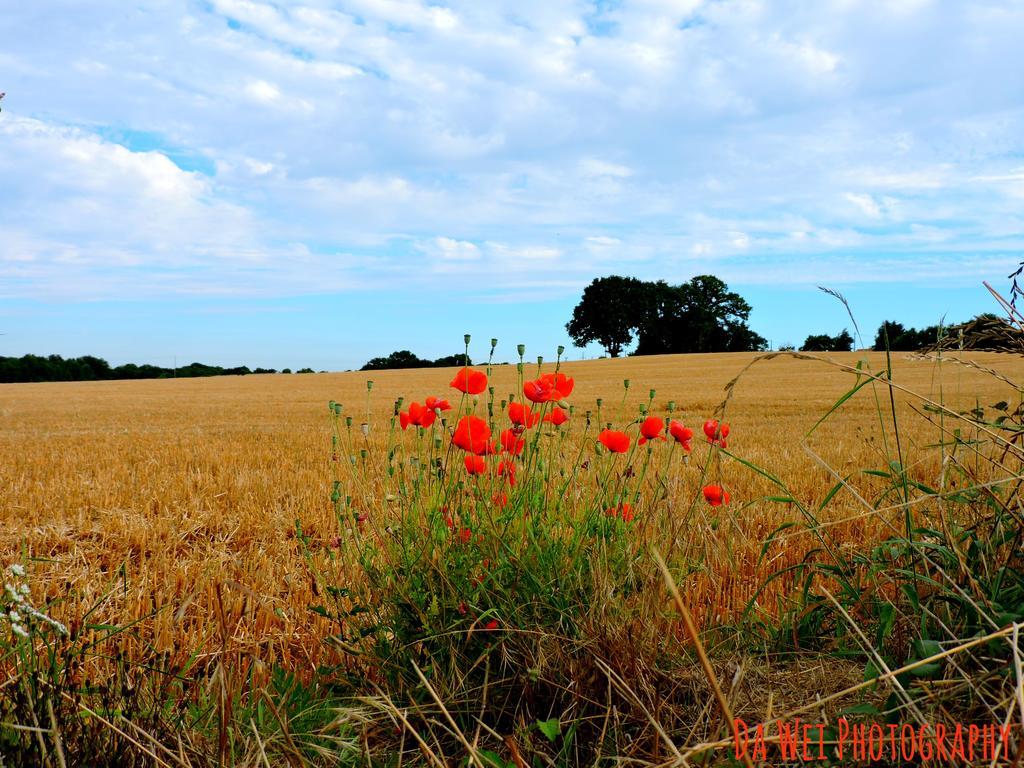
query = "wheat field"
(2, 350, 1021, 690)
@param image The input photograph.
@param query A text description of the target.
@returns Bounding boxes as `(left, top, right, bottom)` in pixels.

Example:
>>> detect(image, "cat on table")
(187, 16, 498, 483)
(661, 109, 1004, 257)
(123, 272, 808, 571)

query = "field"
(2, 348, 1023, 765)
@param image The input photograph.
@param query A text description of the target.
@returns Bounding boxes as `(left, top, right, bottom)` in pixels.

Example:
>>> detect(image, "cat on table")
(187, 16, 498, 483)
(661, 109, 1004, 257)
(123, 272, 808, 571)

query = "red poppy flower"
(492, 492, 508, 509)
(598, 429, 630, 453)
(458, 527, 472, 544)
(703, 419, 730, 442)
(523, 372, 575, 403)
(464, 455, 486, 474)
(453, 416, 494, 455)
(703, 484, 731, 507)
(399, 401, 437, 430)
(496, 460, 516, 486)
(499, 428, 525, 456)
(605, 502, 635, 522)
(450, 368, 488, 395)
(669, 420, 693, 451)
(483, 618, 499, 631)
(637, 416, 666, 444)
(508, 401, 541, 428)
(543, 407, 569, 426)
(425, 395, 452, 412)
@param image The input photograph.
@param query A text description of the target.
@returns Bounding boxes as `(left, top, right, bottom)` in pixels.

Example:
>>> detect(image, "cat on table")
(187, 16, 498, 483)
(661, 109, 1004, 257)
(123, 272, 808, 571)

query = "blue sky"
(2, 0, 1023, 370)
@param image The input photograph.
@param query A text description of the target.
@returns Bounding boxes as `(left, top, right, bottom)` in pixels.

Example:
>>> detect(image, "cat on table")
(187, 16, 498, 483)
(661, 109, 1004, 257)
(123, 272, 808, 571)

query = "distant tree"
(568, 274, 766, 356)
(873, 320, 955, 351)
(632, 275, 767, 354)
(281, 368, 292, 374)
(432, 353, 472, 368)
(361, 350, 431, 371)
(566, 276, 648, 357)
(833, 329, 854, 351)
(800, 333, 834, 352)
(297, 367, 315, 374)
(801, 329, 853, 352)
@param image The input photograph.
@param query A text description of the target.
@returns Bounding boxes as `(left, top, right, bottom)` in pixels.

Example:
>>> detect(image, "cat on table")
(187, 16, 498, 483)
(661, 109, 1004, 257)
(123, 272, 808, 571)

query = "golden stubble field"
(2, 350, 1021, 680)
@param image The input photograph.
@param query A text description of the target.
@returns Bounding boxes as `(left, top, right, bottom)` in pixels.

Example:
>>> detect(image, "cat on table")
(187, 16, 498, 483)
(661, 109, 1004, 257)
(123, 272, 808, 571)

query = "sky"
(2, 0, 1023, 370)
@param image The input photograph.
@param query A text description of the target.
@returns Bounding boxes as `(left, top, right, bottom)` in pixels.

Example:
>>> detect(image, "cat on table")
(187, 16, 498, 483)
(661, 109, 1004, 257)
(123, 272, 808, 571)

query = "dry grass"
(2, 349, 1020, 691)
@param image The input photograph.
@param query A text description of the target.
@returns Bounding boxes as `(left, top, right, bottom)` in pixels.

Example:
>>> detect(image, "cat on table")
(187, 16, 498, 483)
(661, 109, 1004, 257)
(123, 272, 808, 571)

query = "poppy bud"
(557, 345, 565, 356)
(639, 404, 647, 415)
(334, 403, 342, 415)
(345, 416, 353, 427)
(667, 401, 676, 412)
(366, 380, 374, 391)
(649, 389, 656, 400)
(517, 344, 526, 357)
(536, 355, 543, 366)
(464, 334, 471, 345)
(557, 399, 570, 409)
(360, 422, 369, 436)
(396, 396, 404, 408)
(491, 338, 498, 349)
(596, 398, 603, 408)
(623, 379, 630, 390)
(359, 449, 367, 459)
(328, 400, 336, 410)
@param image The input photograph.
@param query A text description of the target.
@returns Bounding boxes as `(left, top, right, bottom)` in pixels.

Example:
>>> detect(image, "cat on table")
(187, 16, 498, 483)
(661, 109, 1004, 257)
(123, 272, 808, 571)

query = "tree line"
(360, 351, 471, 371)
(0, 354, 300, 384)
(796, 318, 987, 353)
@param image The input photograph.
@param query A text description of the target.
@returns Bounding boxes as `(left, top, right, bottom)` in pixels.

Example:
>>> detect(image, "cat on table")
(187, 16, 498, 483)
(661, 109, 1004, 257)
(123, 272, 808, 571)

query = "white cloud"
(244, 79, 280, 103)
(431, 237, 481, 261)
(1, 0, 1024, 300)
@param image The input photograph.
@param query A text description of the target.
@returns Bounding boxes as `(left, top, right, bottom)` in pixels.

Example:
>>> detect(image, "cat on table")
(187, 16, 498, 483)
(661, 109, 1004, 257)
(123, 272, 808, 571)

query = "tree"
(568, 275, 766, 356)
(566, 276, 648, 357)
(873, 321, 907, 351)
(873, 321, 950, 351)
(632, 275, 767, 354)
(432, 353, 473, 368)
(360, 350, 430, 371)
(801, 329, 853, 352)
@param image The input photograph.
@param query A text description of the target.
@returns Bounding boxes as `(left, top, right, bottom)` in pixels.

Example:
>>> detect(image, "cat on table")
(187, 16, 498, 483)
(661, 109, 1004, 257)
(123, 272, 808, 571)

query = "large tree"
(632, 275, 767, 354)
(567, 274, 767, 356)
(565, 276, 648, 357)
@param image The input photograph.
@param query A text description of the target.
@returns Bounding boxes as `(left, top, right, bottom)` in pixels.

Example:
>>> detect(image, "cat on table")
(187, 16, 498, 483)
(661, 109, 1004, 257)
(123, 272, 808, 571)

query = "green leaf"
(864, 659, 881, 682)
(876, 602, 896, 646)
(910, 662, 942, 678)
(536, 718, 562, 742)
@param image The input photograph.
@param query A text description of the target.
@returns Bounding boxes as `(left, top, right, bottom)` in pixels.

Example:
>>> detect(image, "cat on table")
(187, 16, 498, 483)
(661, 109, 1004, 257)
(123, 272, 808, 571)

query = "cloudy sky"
(2, 0, 1023, 369)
